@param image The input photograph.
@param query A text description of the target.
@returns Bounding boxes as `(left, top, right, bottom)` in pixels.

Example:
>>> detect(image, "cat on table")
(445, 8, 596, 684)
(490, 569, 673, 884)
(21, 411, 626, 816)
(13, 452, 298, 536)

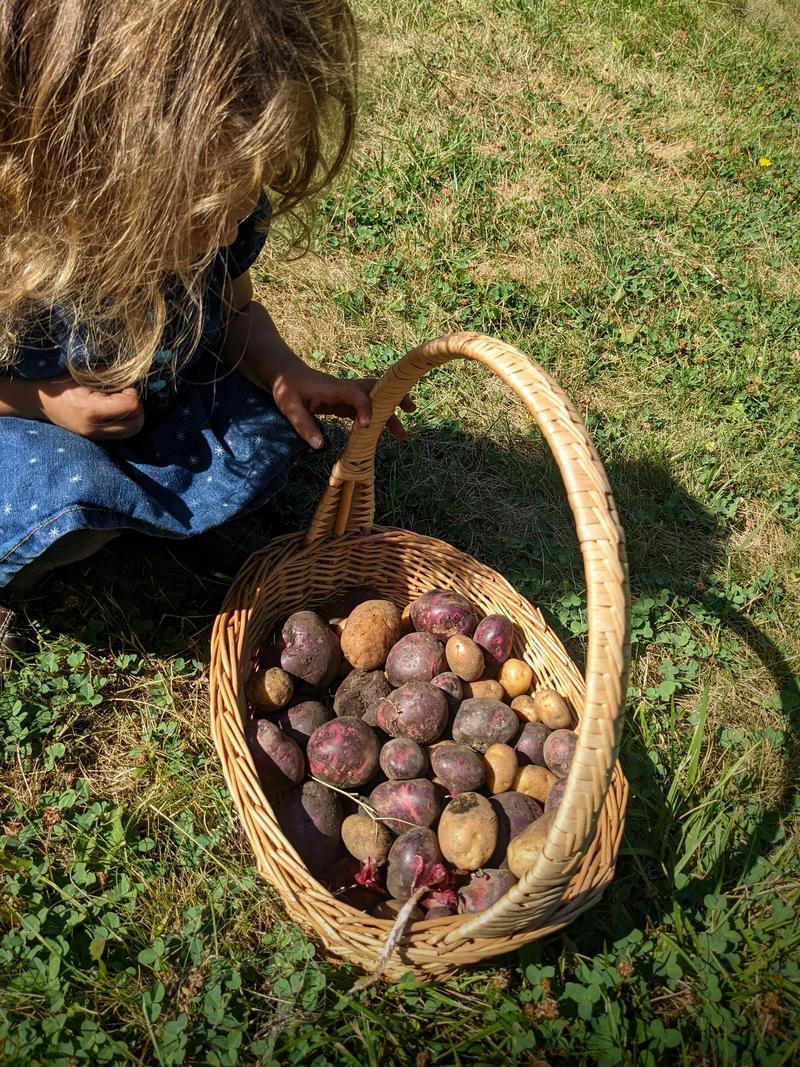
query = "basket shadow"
(23, 420, 796, 970)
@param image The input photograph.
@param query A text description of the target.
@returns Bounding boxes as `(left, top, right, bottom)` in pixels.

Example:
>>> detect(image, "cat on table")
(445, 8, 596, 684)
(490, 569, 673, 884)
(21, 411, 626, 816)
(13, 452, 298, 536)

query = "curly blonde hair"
(0, 0, 357, 390)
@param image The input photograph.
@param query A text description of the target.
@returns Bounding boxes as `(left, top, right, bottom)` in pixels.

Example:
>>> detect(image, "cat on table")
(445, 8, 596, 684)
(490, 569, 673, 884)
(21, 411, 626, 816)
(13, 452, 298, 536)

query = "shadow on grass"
(23, 421, 798, 959)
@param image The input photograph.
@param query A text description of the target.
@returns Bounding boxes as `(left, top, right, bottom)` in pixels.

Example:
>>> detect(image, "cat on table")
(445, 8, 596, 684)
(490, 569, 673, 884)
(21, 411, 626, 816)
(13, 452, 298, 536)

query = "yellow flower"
(756, 84, 765, 92)
(758, 157, 772, 167)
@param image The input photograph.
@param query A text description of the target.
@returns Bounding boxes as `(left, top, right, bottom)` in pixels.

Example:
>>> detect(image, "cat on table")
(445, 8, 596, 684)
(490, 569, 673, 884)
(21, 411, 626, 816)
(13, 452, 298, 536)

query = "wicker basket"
(210, 332, 630, 982)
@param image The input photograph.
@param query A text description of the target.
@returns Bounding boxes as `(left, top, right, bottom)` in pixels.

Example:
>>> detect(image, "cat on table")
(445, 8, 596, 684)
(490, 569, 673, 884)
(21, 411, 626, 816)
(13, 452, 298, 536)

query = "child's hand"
(270, 363, 415, 449)
(36, 378, 145, 440)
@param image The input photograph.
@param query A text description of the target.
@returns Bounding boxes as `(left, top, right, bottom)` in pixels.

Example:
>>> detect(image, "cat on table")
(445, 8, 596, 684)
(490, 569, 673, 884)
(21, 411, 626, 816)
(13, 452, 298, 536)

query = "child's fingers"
(88, 387, 143, 425)
(339, 381, 372, 428)
(279, 391, 324, 449)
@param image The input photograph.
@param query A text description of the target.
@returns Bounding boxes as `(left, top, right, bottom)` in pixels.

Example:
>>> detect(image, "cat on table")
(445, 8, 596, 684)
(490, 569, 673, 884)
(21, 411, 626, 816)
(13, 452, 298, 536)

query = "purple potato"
(458, 868, 518, 913)
(370, 778, 440, 834)
(278, 780, 343, 876)
(543, 729, 578, 778)
(544, 777, 568, 813)
(431, 671, 464, 711)
(376, 682, 448, 744)
(380, 738, 428, 780)
(451, 698, 519, 753)
(473, 614, 515, 667)
(385, 633, 445, 687)
(515, 722, 551, 768)
(245, 718, 304, 789)
(277, 700, 332, 748)
(307, 716, 380, 788)
(280, 611, 341, 688)
(424, 905, 455, 919)
(489, 791, 543, 867)
(409, 589, 479, 641)
(333, 669, 391, 720)
(386, 827, 443, 901)
(430, 741, 486, 795)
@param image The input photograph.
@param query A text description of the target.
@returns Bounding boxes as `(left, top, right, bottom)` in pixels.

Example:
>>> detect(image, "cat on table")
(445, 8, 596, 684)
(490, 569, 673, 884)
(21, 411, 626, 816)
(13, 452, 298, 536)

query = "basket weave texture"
(210, 333, 630, 981)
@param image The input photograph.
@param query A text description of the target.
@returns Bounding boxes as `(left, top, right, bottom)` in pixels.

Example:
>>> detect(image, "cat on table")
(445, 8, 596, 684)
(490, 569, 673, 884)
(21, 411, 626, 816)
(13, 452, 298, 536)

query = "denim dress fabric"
(0, 193, 309, 589)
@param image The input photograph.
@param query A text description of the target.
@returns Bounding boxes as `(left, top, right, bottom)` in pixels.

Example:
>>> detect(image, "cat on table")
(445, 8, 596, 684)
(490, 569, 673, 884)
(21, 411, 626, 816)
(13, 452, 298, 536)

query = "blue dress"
(0, 193, 309, 590)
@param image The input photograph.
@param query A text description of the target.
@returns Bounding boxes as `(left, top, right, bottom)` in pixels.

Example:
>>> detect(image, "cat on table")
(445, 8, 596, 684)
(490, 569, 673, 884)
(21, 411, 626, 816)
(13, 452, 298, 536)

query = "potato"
(307, 716, 380, 788)
(462, 679, 507, 702)
(333, 669, 390, 721)
(458, 868, 518, 913)
(424, 904, 455, 920)
(543, 729, 577, 777)
(533, 689, 573, 729)
(386, 826, 443, 900)
(515, 722, 551, 767)
(247, 667, 294, 712)
(245, 718, 305, 789)
(341, 813, 392, 864)
(376, 682, 448, 744)
(370, 778, 440, 834)
(438, 792, 498, 871)
(276, 700, 332, 747)
(483, 743, 517, 794)
(489, 791, 542, 867)
(473, 614, 514, 667)
(278, 780, 343, 876)
(431, 671, 463, 711)
(327, 856, 384, 910)
(400, 603, 414, 633)
(340, 599, 403, 670)
(385, 633, 446, 687)
(372, 898, 424, 921)
(430, 741, 486, 795)
(445, 635, 485, 682)
(318, 587, 382, 630)
(507, 812, 555, 878)
(409, 589, 479, 641)
(380, 738, 428, 780)
(513, 765, 557, 803)
(280, 611, 341, 688)
(510, 694, 539, 723)
(498, 658, 534, 699)
(452, 698, 519, 753)
(544, 777, 568, 814)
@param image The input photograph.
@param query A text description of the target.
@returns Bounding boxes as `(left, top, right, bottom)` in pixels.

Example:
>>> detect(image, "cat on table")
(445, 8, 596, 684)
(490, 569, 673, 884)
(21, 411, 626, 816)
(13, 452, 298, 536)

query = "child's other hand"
(270, 364, 415, 449)
(37, 378, 145, 440)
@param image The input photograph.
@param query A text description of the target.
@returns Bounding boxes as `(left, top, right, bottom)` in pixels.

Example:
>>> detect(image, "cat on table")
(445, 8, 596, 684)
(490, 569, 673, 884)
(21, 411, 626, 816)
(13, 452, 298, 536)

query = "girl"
(0, 0, 411, 645)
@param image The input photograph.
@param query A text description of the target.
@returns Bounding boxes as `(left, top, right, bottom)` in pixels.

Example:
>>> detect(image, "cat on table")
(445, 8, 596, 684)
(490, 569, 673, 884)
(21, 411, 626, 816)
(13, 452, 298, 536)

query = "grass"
(2, 0, 799, 1063)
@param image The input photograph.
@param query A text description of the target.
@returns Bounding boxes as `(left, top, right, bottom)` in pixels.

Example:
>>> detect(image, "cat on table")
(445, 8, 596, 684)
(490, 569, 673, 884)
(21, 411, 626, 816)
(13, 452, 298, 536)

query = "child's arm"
(0, 374, 144, 440)
(220, 272, 412, 447)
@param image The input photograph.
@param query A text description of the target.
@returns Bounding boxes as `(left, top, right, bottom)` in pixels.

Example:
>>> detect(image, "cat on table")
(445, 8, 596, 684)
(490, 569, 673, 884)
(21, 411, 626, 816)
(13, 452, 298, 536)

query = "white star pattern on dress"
(30, 503, 38, 512)
(57, 447, 65, 454)
(29, 457, 38, 464)
(213, 445, 225, 456)
(48, 527, 61, 540)
(176, 430, 186, 441)
(69, 474, 82, 483)
(3, 504, 11, 515)
(247, 396, 257, 406)
(26, 428, 39, 435)
(189, 454, 199, 465)
(254, 436, 264, 445)
(206, 475, 213, 483)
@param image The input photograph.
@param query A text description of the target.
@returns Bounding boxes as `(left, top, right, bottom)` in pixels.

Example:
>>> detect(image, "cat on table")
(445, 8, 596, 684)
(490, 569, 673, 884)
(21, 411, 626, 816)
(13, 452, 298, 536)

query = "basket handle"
(307, 332, 630, 933)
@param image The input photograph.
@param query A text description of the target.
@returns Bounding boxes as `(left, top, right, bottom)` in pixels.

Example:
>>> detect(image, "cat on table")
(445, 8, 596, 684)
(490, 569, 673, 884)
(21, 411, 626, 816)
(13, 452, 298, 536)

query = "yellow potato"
(533, 689, 573, 730)
(483, 743, 518, 793)
(341, 814, 392, 864)
(510, 694, 539, 723)
(506, 813, 555, 878)
(246, 667, 294, 712)
(445, 635, 485, 682)
(463, 679, 507, 702)
(513, 765, 557, 803)
(437, 792, 498, 871)
(498, 658, 534, 699)
(340, 599, 403, 670)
